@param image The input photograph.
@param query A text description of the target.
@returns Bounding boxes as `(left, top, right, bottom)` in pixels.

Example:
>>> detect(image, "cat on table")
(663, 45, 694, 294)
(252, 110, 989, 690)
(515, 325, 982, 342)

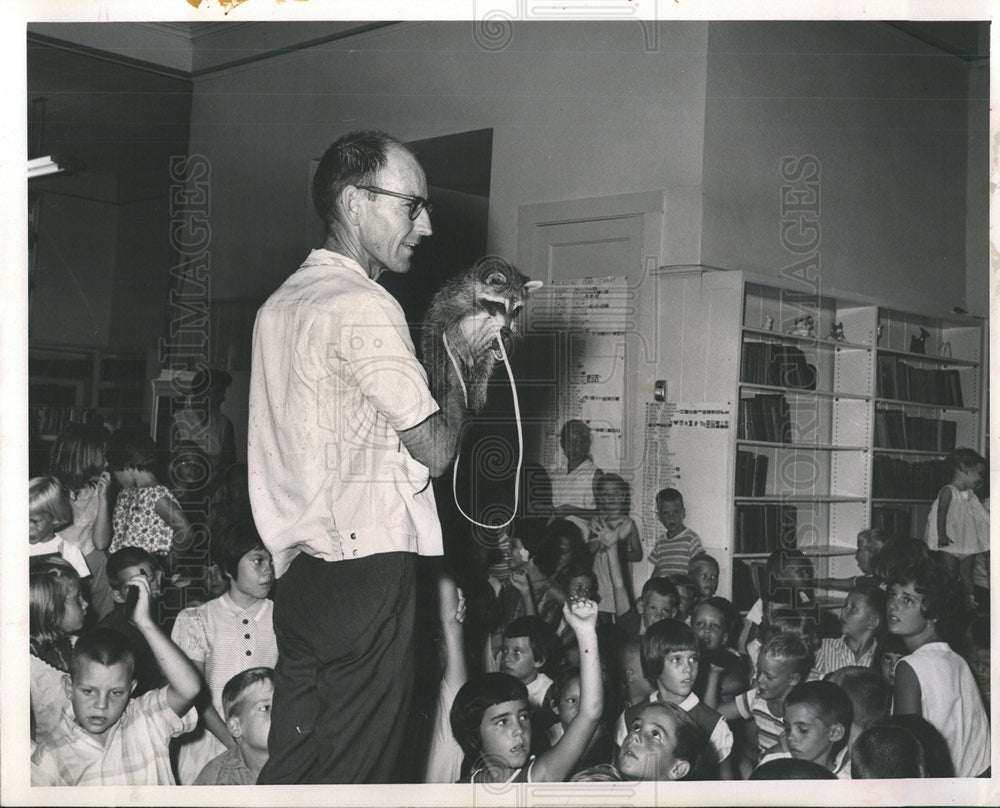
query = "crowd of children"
(27, 418, 992, 786)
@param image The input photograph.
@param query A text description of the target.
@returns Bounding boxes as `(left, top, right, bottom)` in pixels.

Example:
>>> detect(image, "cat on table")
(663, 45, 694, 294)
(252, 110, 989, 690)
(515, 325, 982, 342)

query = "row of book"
(872, 455, 944, 500)
(876, 355, 964, 406)
(874, 409, 957, 451)
(737, 394, 792, 443)
(30, 406, 98, 437)
(872, 507, 913, 542)
(735, 450, 769, 497)
(741, 341, 817, 390)
(733, 503, 798, 554)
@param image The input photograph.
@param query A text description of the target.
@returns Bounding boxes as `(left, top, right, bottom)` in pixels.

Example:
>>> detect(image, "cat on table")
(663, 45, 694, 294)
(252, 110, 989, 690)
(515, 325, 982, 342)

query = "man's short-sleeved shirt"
(248, 250, 442, 577)
(31, 686, 197, 786)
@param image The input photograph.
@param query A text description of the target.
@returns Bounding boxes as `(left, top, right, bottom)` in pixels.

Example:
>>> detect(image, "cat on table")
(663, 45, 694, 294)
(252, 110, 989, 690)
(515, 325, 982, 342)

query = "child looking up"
(194, 667, 274, 785)
(48, 423, 114, 619)
(887, 557, 989, 777)
(587, 472, 642, 618)
(813, 582, 886, 677)
(450, 599, 602, 783)
(649, 488, 703, 579)
(29, 559, 88, 736)
(31, 576, 201, 786)
(171, 519, 278, 784)
(925, 448, 989, 605)
(756, 680, 853, 778)
(614, 618, 734, 779)
(107, 426, 192, 566)
(29, 477, 90, 581)
(573, 702, 715, 782)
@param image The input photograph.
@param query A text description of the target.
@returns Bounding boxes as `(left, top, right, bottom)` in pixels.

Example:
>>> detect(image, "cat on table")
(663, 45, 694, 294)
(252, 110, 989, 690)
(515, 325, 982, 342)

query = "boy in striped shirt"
(648, 488, 703, 579)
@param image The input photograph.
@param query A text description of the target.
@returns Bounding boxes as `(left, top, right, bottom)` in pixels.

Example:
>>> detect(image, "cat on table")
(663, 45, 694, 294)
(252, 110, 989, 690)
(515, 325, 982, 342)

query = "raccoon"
(421, 256, 542, 413)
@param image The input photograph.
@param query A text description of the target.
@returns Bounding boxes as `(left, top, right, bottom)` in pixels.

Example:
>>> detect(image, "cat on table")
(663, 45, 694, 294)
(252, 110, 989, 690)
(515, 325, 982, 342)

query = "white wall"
(701, 21, 978, 316)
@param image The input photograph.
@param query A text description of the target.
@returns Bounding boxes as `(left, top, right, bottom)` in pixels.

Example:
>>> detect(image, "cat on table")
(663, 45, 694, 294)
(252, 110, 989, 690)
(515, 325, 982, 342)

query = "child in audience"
(614, 618, 734, 778)
(668, 574, 698, 622)
(816, 528, 886, 594)
(813, 582, 886, 677)
(450, 598, 601, 783)
(871, 714, 955, 777)
(29, 476, 91, 580)
(497, 616, 557, 709)
(756, 680, 853, 778)
(888, 557, 990, 776)
(850, 724, 926, 779)
(552, 563, 604, 664)
(688, 553, 720, 603)
(876, 633, 909, 688)
(573, 701, 715, 781)
(107, 426, 192, 566)
(824, 666, 891, 753)
(738, 549, 817, 653)
(587, 472, 642, 619)
(31, 577, 201, 785)
(30, 558, 88, 736)
(194, 667, 274, 785)
(617, 577, 678, 641)
(171, 519, 278, 784)
(869, 536, 929, 585)
(692, 597, 747, 702)
(710, 633, 812, 774)
(544, 666, 613, 773)
(748, 757, 837, 780)
(925, 448, 989, 604)
(95, 547, 168, 696)
(617, 636, 655, 711)
(746, 608, 819, 679)
(649, 488, 703, 578)
(48, 422, 114, 619)
(424, 573, 468, 783)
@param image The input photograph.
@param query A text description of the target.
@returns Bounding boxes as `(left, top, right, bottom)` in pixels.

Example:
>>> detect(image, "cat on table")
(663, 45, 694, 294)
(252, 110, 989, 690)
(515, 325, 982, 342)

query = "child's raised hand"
(126, 573, 153, 627)
(509, 567, 531, 595)
(438, 576, 465, 628)
(562, 597, 599, 632)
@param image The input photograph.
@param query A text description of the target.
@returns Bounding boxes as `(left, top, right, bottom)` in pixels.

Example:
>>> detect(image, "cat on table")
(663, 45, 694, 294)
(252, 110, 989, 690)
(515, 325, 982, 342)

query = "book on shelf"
(872, 455, 944, 500)
(741, 342, 817, 390)
(872, 507, 913, 542)
(876, 356, 964, 406)
(736, 450, 769, 497)
(738, 394, 792, 443)
(874, 409, 956, 451)
(734, 504, 798, 554)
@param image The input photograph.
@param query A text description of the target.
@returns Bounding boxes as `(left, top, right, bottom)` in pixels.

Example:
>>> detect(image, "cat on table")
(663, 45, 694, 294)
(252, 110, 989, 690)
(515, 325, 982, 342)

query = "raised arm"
(129, 575, 201, 717)
(534, 599, 602, 782)
(439, 574, 468, 692)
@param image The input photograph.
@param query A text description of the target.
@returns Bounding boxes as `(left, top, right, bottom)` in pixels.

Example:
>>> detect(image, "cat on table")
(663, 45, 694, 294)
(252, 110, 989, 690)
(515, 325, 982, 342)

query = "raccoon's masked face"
(457, 270, 543, 363)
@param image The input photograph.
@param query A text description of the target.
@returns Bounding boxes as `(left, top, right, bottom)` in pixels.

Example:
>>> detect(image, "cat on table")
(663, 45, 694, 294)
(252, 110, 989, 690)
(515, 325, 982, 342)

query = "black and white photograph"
(2, 1, 995, 805)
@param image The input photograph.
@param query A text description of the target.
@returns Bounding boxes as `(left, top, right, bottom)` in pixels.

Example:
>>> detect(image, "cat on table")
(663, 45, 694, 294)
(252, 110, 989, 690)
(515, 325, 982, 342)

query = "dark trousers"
(257, 551, 416, 784)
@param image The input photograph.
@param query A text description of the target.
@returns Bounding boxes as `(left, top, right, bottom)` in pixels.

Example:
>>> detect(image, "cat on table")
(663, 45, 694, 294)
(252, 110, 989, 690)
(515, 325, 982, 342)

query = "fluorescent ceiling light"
(28, 155, 64, 179)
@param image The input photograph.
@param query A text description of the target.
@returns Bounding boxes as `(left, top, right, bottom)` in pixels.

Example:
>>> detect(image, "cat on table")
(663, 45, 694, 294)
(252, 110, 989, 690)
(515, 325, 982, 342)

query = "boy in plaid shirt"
(31, 575, 200, 785)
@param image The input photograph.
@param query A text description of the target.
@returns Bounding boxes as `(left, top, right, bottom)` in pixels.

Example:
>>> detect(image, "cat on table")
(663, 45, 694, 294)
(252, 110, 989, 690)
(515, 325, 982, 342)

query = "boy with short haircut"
(813, 582, 886, 677)
(756, 680, 853, 778)
(96, 546, 168, 695)
(194, 667, 274, 785)
(500, 616, 556, 709)
(824, 666, 891, 751)
(544, 666, 613, 773)
(850, 724, 927, 779)
(31, 576, 200, 785)
(649, 488, 703, 579)
(616, 577, 678, 641)
(688, 553, 720, 602)
(614, 618, 734, 778)
(710, 632, 812, 771)
(691, 597, 747, 701)
(667, 574, 698, 622)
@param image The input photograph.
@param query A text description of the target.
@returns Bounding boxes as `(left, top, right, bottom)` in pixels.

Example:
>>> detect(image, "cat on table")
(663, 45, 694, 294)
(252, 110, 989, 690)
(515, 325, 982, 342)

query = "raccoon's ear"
(524, 280, 543, 293)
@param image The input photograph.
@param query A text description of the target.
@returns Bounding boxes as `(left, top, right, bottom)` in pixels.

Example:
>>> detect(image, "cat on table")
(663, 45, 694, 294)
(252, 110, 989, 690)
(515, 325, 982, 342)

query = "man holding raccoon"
(248, 131, 493, 783)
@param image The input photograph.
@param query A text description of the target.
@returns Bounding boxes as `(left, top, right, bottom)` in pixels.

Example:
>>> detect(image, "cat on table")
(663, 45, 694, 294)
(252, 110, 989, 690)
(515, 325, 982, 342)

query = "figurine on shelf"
(786, 314, 815, 338)
(828, 322, 846, 343)
(910, 326, 929, 354)
(939, 340, 952, 359)
(763, 315, 774, 332)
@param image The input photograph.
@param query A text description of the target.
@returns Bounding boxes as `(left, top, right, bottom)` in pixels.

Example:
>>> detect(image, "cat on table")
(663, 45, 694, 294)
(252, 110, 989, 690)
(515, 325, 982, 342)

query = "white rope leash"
(441, 330, 522, 530)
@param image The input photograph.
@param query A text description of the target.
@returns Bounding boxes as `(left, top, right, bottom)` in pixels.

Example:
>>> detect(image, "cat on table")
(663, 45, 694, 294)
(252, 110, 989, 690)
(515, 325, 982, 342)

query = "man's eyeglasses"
(356, 185, 433, 220)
